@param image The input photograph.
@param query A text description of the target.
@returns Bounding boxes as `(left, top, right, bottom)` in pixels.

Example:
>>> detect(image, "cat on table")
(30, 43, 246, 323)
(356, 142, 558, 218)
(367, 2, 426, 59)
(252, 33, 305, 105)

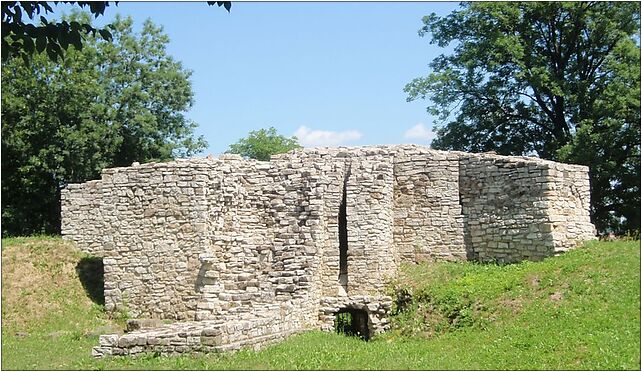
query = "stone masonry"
(61, 145, 596, 357)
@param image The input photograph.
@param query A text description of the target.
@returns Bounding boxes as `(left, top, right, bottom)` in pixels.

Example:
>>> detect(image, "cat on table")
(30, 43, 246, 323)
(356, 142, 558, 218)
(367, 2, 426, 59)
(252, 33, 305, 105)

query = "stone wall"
(92, 318, 300, 357)
(345, 154, 397, 294)
(60, 144, 596, 357)
(93, 155, 329, 327)
(318, 295, 393, 335)
(393, 146, 466, 262)
(543, 163, 596, 253)
(60, 180, 103, 256)
(458, 152, 596, 262)
(97, 159, 212, 319)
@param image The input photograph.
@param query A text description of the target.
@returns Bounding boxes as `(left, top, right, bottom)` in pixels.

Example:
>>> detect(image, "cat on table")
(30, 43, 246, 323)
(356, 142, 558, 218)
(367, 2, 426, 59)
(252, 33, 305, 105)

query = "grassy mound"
(1, 236, 121, 370)
(1, 237, 639, 370)
(385, 239, 640, 369)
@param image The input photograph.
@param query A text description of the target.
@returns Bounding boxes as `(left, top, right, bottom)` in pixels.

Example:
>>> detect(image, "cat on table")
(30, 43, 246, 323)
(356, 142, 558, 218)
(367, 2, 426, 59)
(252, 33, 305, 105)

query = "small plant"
(334, 310, 370, 340)
(622, 229, 641, 241)
(389, 283, 414, 316)
(111, 306, 130, 325)
(334, 312, 352, 335)
(110, 296, 131, 326)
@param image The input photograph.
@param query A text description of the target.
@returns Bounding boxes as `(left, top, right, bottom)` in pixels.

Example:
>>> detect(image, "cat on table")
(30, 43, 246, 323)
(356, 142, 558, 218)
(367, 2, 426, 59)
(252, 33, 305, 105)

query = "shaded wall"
(458, 153, 595, 262)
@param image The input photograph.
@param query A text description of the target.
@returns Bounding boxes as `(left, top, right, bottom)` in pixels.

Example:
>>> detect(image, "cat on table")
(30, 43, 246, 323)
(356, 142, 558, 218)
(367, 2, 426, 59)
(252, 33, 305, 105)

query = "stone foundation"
(92, 318, 299, 357)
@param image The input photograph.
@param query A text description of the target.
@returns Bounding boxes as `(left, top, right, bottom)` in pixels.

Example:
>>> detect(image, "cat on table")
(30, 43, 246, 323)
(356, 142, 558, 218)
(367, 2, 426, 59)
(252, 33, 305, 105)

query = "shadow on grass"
(76, 257, 105, 305)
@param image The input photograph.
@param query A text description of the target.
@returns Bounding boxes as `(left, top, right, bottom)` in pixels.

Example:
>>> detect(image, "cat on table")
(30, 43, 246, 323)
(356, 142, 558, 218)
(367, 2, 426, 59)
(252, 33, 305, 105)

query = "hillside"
(1, 237, 639, 370)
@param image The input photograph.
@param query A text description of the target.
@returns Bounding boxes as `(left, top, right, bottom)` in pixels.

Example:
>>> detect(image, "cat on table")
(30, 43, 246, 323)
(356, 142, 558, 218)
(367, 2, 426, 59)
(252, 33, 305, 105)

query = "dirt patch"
(47, 331, 67, 339)
(526, 274, 540, 288)
(499, 298, 523, 312)
(549, 291, 564, 302)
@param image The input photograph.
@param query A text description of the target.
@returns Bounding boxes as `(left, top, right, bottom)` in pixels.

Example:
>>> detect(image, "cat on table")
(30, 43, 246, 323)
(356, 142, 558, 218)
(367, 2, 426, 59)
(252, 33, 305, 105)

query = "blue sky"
(54, 1, 459, 156)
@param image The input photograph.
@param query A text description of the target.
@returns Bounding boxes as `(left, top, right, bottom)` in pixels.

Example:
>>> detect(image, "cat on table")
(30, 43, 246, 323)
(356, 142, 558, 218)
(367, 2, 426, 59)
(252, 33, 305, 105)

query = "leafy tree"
(1, 1, 231, 63)
(227, 127, 302, 161)
(405, 2, 640, 235)
(2, 2, 114, 63)
(1, 12, 207, 236)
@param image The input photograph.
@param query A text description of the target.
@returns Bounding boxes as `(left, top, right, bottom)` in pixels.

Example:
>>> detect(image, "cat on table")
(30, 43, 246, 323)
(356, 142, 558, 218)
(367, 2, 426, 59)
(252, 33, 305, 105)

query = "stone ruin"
(61, 145, 596, 357)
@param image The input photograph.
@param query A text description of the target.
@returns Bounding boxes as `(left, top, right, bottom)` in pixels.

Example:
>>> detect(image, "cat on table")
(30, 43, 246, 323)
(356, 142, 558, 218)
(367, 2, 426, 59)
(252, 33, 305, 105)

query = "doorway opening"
(334, 308, 370, 341)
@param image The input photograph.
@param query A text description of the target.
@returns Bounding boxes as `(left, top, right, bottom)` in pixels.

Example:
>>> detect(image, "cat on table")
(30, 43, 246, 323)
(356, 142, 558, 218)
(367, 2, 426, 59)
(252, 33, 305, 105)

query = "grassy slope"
(1, 237, 120, 370)
(1, 237, 639, 370)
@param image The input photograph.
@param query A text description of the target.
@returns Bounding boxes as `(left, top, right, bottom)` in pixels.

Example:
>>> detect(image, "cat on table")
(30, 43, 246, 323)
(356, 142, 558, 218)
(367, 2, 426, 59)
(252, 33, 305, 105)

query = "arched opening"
(334, 308, 370, 341)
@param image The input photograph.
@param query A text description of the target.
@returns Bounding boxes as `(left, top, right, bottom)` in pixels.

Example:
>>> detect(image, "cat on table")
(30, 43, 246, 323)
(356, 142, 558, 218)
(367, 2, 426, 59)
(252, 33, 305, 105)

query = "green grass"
(2, 237, 640, 370)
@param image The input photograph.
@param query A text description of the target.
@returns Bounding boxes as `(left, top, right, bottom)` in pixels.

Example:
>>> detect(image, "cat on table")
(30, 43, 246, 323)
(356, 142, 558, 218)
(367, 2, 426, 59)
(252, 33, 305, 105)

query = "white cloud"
(293, 125, 363, 147)
(404, 123, 436, 144)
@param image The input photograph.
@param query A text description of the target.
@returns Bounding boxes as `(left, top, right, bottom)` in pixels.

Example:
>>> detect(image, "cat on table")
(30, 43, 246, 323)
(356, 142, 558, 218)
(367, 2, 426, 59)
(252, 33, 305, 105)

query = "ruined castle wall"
(458, 154, 555, 262)
(60, 145, 598, 358)
(293, 148, 402, 295)
(290, 148, 400, 335)
(92, 317, 304, 357)
(313, 154, 347, 299)
(392, 146, 466, 262)
(457, 153, 595, 262)
(345, 154, 397, 294)
(62, 155, 331, 329)
(540, 163, 596, 253)
(282, 152, 345, 324)
(61, 180, 104, 256)
(194, 158, 276, 323)
(284, 148, 396, 297)
(98, 160, 212, 320)
(258, 155, 327, 329)
(62, 158, 328, 331)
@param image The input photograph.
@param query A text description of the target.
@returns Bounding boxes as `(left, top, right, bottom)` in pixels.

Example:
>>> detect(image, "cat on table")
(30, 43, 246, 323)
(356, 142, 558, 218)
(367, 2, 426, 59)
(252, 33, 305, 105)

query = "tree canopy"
(405, 1, 640, 235)
(2, 2, 114, 63)
(226, 127, 302, 161)
(1, 1, 231, 63)
(1, 12, 207, 236)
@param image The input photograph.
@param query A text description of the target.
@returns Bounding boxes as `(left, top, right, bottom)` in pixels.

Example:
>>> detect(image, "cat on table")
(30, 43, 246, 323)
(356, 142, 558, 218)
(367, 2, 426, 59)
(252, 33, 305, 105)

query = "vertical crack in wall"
(338, 162, 351, 294)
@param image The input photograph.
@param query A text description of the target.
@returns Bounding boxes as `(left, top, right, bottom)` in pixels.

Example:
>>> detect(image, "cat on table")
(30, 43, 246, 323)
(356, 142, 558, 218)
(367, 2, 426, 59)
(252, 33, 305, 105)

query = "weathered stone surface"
(126, 318, 163, 332)
(60, 145, 595, 357)
(98, 334, 119, 347)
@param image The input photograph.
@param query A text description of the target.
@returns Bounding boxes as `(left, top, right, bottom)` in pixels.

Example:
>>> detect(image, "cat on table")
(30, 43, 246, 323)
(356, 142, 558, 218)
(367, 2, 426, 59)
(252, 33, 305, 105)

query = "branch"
(464, 89, 555, 135)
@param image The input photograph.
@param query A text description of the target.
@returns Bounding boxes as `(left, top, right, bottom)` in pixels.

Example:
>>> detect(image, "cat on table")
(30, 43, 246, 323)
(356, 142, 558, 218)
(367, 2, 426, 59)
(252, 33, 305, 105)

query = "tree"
(2, 2, 114, 63)
(1, 1, 231, 63)
(405, 2, 640, 235)
(226, 127, 302, 161)
(1, 12, 207, 236)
